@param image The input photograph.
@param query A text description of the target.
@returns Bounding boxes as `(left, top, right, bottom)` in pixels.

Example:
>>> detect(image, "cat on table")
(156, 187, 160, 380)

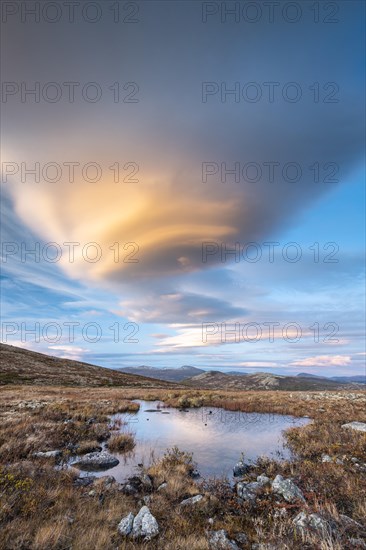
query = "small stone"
(321, 454, 333, 463)
(236, 482, 260, 502)
(233, 460, 250, 477)
(293, 511, 329, 533)
(157, 482, 167, 491)
(208, 529, 240, 550)
(271, 475, 305, 503)
(180, 494, 203, 506)
(73, 475, 96, 487)
(88, 490, 96, 497)
(342, 422, 366, 433)
(256, 474, 270, 487)
(118, 512, 134, 536)
(34, 450, 62, 458)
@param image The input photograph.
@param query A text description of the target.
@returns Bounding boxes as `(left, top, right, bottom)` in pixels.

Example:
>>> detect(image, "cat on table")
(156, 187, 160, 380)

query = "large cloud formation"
(2, 1, 364, 288)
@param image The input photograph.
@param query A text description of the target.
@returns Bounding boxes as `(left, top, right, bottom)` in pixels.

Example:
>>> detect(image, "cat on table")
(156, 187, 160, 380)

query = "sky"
(1, 1, 365, 377)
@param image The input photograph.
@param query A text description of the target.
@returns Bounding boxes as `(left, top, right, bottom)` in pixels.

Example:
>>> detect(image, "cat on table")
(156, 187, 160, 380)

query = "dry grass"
(0, 385, 365, 549)
(107, 433, 135, 453)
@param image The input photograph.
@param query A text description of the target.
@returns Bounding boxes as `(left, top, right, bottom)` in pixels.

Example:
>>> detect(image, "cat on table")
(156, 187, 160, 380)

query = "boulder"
(208, 529, 240, 550)
(342, 422, 366, 433)
(236, 481, 261, 502)
(271, 475, 305, 503)
(75, 451, 119, 470)
(180, 494, 203, 506)
(256, 474, 270, 487)
(131, 506, 159, 540)
(293, 511, 329, 533)
(118, 512, 134, 536)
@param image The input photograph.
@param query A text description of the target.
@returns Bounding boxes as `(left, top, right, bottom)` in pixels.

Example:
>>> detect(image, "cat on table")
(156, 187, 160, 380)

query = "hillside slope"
(0, 344, 177, 388)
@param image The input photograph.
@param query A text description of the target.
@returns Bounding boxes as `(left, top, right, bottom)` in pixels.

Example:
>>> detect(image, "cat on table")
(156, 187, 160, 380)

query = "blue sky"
(1, 1, 365, 377)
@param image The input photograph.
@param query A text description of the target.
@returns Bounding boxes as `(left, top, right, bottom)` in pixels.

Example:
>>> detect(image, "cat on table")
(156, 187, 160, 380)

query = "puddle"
(79, 401, 310, 482)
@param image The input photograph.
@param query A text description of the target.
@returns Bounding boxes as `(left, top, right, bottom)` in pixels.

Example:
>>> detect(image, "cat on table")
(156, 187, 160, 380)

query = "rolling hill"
(0, 344, 178, 388)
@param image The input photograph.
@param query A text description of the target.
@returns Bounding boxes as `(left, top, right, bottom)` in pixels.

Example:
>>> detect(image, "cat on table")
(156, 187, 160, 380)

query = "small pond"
(78, 401, 310, 482)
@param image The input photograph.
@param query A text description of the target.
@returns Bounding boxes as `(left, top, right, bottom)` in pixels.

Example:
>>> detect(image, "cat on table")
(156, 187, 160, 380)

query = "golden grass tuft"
(107, 432, 135, 453)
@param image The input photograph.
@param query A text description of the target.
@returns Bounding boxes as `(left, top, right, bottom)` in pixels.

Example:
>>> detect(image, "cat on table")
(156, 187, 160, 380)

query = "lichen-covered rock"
(321, 454, 333, 463)
(34, 450, 61, 458)
(236, 481, 261, 502)
(235, 532, 248, 544)
(293, 511, 329, 533)
(180, 494, 203, 506)
(75, 451, 119, 470)
(131, 506, 159, 540)
(208, 529, 240, 549)
(118, 512, 134, 536)
(271, 475, 305, 503)
(256, 474, 270, 487)
(342, 422, 366, 433)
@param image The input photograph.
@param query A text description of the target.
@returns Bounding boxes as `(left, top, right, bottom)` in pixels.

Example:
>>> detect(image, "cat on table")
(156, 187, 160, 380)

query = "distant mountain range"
(296, 373, 366, 384)
(117, 365, 205, 382)
(118, 365, 365, 389)
(182, 371, 362, 391)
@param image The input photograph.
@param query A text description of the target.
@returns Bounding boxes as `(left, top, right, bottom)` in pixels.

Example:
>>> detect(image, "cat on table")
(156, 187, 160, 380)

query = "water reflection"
(93, 401, 310, 482)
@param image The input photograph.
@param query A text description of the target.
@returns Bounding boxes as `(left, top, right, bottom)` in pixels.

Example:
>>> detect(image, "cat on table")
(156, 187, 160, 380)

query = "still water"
(87, 401, 310, 482)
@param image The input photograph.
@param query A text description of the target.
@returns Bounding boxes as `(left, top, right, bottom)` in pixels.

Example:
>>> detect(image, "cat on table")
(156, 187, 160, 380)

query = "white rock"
(236, 481, 260, 502)
(256, 474, 270, 487)
(321, 454, 333, 463)
(293, 511, 329, 533)
(131, 506, 159, 540)
(208, 529, 239, 549)
(75, 451, 119, 470)
(180, 494, 203, 506)
(118, 512, 134, 536)
(271, 475, 305, 503)
(342, 422, 366, 433)
(34, 450, 61, 458)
